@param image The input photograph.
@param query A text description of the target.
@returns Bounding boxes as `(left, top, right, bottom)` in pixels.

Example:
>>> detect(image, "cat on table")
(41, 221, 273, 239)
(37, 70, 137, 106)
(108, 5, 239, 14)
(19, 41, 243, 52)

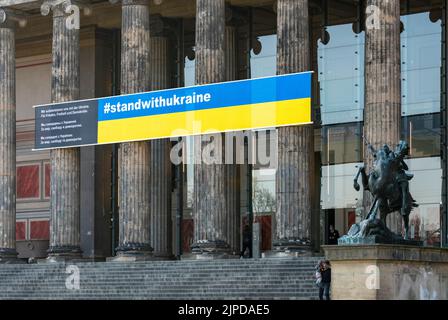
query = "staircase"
(0, 257, 321, 299)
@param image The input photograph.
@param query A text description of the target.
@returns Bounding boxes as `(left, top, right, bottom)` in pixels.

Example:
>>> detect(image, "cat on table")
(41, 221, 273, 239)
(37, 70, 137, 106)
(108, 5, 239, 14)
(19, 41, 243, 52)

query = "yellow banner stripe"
(97, 97, 311, 144)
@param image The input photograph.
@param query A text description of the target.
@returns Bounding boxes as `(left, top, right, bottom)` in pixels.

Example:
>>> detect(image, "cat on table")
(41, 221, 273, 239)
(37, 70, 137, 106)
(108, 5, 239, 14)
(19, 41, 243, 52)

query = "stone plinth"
(338, 235, 423, 246)
(323, 245, 448, 300)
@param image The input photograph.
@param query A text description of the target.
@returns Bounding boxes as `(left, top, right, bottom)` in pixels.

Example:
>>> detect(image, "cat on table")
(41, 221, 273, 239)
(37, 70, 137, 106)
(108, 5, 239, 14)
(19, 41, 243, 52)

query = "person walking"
(319, 260, 332, 300)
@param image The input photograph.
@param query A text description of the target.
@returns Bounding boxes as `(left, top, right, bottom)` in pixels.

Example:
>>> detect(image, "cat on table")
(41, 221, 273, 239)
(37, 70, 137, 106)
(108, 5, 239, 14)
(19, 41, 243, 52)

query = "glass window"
(318, 24, 365, 125)
(321, 122, 363, 165)
(249, 34, 278, 215)
(401, 12, 441, 116)
(409, 205, 441, 246)
(400, 10, 442, 249)
(250, 35, 276, 78)
(252, 169, 275, 214)
(405, 156, 442, 247)
(318, 12, 442, 122)
(401, 113, 440, 158)
(183, 56, 196, 209)
(321, 163, 363, 211)
(400, 10, 443, 245)
(184, 56, 195, 87)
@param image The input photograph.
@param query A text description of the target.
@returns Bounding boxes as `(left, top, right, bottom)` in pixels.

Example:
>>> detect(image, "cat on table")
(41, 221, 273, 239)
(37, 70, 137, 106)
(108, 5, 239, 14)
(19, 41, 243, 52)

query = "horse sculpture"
(351, 140, 418, 240)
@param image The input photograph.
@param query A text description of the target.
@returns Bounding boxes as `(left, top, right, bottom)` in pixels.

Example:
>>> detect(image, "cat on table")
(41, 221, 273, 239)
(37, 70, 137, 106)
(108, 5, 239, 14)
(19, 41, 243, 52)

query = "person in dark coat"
(240, 224, 252, 258)
(328, 225, 340, 245)
(319, 260, 331, 300)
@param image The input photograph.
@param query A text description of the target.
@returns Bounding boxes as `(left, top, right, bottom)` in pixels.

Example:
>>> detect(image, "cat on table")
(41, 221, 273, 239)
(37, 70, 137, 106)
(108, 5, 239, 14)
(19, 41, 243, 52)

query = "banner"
(34, 72, 312, 150)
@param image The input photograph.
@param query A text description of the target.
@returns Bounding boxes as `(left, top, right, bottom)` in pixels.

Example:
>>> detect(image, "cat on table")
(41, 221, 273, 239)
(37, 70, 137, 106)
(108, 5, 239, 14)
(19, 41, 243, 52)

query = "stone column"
(191, 0, 230, 257)
(0, 11, 18, 263)
(149, 35, 173, 259)
(274, 0, 313, 254)
(45, 2, 82, 259)
(224, 25, 241, 255)
(115, 0, 152, 258)
(364, 0, 401, 233)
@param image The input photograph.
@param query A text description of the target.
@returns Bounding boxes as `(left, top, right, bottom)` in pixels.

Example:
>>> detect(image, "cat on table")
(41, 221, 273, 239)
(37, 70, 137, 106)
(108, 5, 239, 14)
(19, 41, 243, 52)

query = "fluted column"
(224, 25, 240, 255)
(191, 0, 230, 257)
(150, 35, 173, 259)
(0, 13, 18, 262)
(274, 0, 313, 254)
(364, 0, 401, 233)
(47, 3, 82, 259)
(116, 0, 152, 257)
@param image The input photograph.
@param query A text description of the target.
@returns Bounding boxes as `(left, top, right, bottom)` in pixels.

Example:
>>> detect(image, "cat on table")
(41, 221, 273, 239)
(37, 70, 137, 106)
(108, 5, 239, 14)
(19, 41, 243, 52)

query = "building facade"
(0, 0, 446, 261)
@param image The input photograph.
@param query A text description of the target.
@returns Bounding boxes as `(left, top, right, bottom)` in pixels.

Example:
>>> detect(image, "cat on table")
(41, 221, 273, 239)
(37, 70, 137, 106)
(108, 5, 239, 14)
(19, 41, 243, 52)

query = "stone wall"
(323, 245, 448, 300)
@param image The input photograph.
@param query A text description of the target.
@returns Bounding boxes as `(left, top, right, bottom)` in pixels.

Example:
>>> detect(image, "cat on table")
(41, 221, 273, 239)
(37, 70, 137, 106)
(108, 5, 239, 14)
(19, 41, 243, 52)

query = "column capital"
(123, 0, 149, 5)
(41, 0, 92, 18)
(150, 14, 177, 37)
(109, 0, 162, 5)
(224, 4, 250, 28)
(0, 8, 28, 28)
(225, 3, 241, 26)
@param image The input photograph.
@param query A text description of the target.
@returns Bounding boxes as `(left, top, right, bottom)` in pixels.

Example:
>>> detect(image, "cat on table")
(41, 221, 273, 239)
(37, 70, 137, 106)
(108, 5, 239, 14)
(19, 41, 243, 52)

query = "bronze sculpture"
(339, 140, 419, 244)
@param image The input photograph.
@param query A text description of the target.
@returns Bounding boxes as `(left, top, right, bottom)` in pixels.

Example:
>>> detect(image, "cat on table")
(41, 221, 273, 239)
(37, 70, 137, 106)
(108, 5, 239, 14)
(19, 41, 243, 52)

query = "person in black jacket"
(240, 224, 252, 258)
(328, 225, 340, 245)
(319, 260, 331, 300)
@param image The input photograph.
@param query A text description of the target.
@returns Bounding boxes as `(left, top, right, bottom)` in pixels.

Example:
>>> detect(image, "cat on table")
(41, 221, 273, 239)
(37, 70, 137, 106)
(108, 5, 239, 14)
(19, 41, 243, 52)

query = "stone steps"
(0, 257, 322, 299)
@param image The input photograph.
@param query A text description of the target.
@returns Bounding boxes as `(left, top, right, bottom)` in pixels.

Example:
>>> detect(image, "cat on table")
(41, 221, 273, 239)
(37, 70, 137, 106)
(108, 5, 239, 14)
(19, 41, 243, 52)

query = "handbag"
(315, 270, 322, 287)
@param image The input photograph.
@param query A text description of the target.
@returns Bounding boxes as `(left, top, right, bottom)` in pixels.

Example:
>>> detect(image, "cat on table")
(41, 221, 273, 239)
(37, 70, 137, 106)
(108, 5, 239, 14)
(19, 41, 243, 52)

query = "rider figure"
(393, 141, 415, 215)
(393, 141, 411, 179)
(367, 143, 391, 160)
(382, 144, 391, 157)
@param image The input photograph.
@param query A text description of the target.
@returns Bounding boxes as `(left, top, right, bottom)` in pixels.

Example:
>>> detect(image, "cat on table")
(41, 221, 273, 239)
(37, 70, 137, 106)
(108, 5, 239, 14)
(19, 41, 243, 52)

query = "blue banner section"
(97, 72, 312, 121)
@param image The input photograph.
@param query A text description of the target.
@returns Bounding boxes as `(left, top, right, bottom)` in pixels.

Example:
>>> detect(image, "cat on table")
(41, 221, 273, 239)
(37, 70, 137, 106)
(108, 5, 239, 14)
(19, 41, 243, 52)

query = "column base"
(0, 248, 25, 264)
(109, 243, 154, 262)
(182, 252, 240, 260)
(188, 240, 235, 259)
(107, 252, 154, 262)
(268, 239, 313, 258)
(46, 245, 83, 263)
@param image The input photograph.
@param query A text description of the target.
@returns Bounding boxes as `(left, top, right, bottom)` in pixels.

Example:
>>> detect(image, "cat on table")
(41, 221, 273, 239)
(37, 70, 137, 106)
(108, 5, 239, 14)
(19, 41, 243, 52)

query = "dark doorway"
(324, 209, 335, 245)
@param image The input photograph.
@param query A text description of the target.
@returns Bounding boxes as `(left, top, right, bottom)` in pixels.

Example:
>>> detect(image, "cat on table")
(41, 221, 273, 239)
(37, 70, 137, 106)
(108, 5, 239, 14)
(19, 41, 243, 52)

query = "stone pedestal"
(323, 245, 448, 300)
(338, 235, 422, 246)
